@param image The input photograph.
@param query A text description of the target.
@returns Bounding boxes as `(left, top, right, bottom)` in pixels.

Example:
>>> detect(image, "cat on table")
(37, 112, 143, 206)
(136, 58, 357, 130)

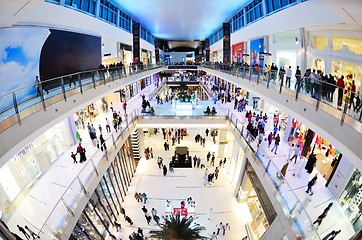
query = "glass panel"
(313, 36, 328, 50)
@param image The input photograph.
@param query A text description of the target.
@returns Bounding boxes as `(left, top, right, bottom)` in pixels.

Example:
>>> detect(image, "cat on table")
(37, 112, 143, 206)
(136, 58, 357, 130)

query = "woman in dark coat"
(305, 153, 317, 174)
(163, 165, 167, 176)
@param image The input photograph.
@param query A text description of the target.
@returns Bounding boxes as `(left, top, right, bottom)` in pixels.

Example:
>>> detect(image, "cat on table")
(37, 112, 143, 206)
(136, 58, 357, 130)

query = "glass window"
(332, 36, 362, 54)
(313, 36, 328, 50)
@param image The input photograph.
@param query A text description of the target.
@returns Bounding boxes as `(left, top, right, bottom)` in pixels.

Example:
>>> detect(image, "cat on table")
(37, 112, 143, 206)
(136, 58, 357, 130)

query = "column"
(205, 39, 210, 63)
(217, 129, 227, 158)
(137, 128, 145, 157)
(283, 115, 293, 142)
(300, 28, 307, 73)
(132, 22, 140, 63)
(301, 128, 314, 157)
(222, 23, 231, 64)
(95, 0, 101, 18)
(116, 9, 120, 27)
(67, 115, 77, 145)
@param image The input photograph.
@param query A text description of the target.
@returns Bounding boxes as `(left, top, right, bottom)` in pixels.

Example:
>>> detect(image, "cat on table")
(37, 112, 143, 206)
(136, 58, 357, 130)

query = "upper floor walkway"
(0, 64, 361, 170)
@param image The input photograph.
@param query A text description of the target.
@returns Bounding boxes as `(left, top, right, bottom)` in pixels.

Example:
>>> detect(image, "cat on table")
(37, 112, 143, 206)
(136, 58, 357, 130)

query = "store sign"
(173, 208, 188, 216)
(12, 143, 33, 161)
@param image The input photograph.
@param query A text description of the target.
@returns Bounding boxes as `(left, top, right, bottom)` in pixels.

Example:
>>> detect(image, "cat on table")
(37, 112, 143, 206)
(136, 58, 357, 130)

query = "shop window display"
(332, 36, 362, 54)
(0, 119, 73, 220)
(312, 36, 328, 50)
(331, 60, 361, 91)
(339, 169, 362, 231)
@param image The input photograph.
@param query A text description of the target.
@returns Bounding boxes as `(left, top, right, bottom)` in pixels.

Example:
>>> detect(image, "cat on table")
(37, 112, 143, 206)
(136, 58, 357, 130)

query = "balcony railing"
(0, 64, 163, 133)
(22, 106, 321, 239)
(202, 64, 362, 133)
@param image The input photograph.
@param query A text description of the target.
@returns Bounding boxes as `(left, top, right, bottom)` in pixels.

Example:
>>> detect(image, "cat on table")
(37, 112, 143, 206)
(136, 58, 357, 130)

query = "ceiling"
(113, 0, 250, 41)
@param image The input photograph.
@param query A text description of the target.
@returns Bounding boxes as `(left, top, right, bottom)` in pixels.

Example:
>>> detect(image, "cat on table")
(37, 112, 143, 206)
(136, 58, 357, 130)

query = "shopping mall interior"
(1, 0, 362, 240)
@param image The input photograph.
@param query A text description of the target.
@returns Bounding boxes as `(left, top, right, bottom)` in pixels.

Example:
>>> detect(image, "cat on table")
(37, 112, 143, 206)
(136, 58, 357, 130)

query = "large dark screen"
(40, 29, 101, 81)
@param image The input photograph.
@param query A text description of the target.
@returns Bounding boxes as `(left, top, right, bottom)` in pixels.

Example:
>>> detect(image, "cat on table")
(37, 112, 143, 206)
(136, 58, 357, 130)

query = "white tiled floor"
(6, 83, 156, 239)
(109, 128, 250, 240)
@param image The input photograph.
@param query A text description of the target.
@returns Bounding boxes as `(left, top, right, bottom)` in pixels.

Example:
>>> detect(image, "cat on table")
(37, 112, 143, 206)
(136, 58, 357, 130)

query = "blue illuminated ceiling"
(113, 0, 250, 41)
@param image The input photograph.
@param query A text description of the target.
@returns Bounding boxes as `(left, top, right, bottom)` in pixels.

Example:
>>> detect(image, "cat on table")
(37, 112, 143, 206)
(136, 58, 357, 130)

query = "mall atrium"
(0, 0, 362, 239)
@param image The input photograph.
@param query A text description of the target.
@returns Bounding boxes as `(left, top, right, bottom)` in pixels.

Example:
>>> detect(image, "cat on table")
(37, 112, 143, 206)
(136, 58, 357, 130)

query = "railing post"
(289, 201, 299, 214)
(61, 198, 75, 217)
(12, 92, 21, 125)
(92, 71, 96, 89)
(248, 68, 252, 82)
(265, 159, 272, 174)
(90, 159, 99, 176)
(295, 77, 301, 101)
(111, 134, 116, 146)
(77, 176, 89, 196)
(341, 100, 348, 125)
(242, 66, 245, 79)
(60, 77, 67, 101)
(39, 83, 46, 110)
(103, 70, 107, 85)
(279, 75, 283, 94)
(315, 83, 322, 111)
(78, 74, 83, 94)
(257, 69, 260, 85)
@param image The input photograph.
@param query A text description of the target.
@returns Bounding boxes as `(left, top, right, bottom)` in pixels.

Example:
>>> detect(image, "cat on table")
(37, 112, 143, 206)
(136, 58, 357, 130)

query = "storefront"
(237, 161, 274, 240)
(339, 169, 362, 231)
(232, 42, 245, 63)
(71, 142, 135, 239)
(0, 118, 74, 219)
(285, 118, 342, 181)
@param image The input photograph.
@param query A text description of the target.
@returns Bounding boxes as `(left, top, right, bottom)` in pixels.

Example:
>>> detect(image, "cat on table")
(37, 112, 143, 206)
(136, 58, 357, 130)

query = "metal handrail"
(0, 64, 163, 133)
(202, 64, 362, 128)
(38, 108, 140, 238)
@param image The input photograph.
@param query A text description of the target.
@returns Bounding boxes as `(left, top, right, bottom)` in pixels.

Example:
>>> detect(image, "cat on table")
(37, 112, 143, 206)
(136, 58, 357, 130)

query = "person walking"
(222, 223, 230, 235)
(114, 219, 122, 231)
(271, 134, 280, 155)
(137, 227, 144, 237)
(151, 208, 157, 217)
(71, 152, 78, 163)
(322, 230, 341, 240)
(290, 144, 300, 164)
(77, 143, 87, 163)
(267, 132, 273, 148)
(142, 205, 148, 214)
(286, 66, 292, 88)
(125, 215, 133, 225)
(205, 128, 210, 136)
(142, 192, 148, 204)
(145, 215, 152, 225)
(214, 167, 219, 180)
(120, 206, 126, 218)
(211, 154, 215, 166)
(163, 165, 168, 176)
(25, 226, 39, 239)
(337, 75, 345, 108)
(306, 174, 318, 195)
(207, 208, 213, 221)
(105, 118, 111, 133)
(17, 225, 30, 240)
(100, 134, 107, 152)
(203, 173, 209, 186)
(313, 203, 333, 228)
(207, 152, 211, 162)
(216, 222, 223, 235)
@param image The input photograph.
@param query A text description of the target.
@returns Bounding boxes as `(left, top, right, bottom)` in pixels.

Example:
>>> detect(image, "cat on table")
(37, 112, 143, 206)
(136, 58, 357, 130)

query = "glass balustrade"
(0, 64, 162, 133)
(201, 64, 362, 131)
